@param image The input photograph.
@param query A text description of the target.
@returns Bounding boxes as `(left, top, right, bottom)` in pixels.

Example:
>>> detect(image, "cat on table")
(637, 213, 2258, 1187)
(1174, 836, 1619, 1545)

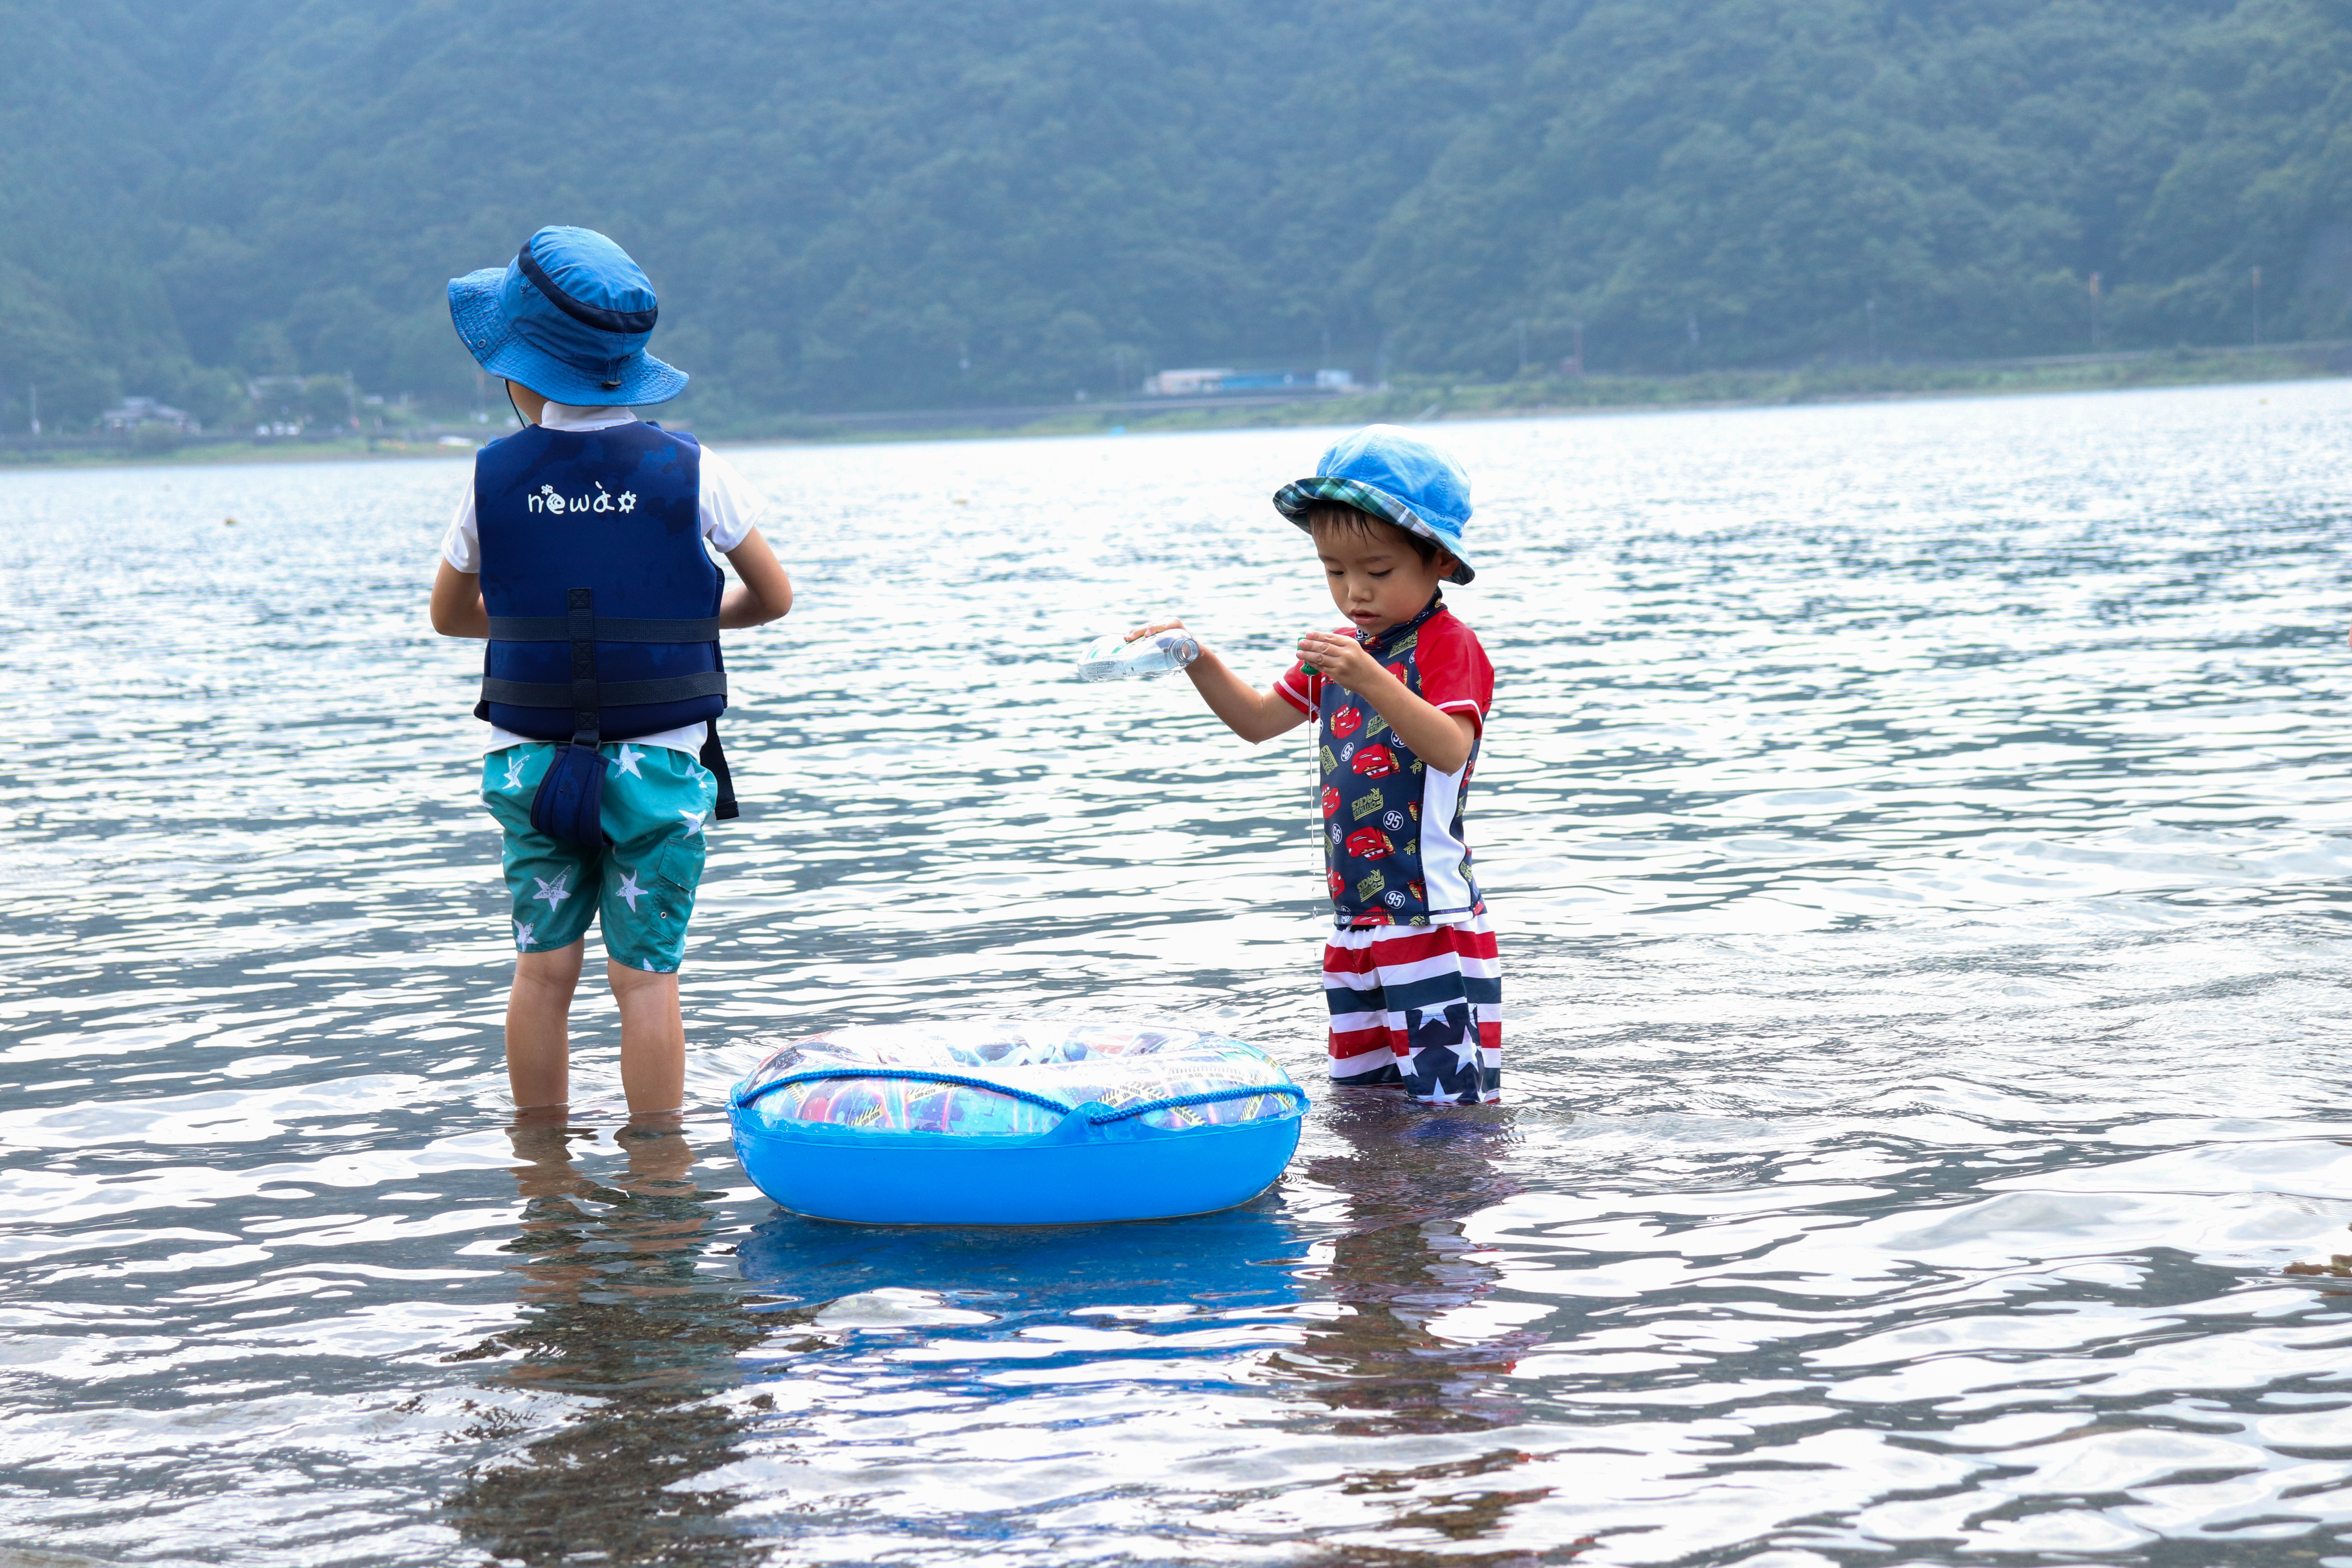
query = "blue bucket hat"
(1273, 424, 1475, 584)
(446, 226, 688, 407)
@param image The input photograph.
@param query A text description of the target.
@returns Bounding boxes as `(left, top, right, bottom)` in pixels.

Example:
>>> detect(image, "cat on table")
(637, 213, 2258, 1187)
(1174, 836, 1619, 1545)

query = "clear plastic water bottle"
(1075, 626, 1200, 681)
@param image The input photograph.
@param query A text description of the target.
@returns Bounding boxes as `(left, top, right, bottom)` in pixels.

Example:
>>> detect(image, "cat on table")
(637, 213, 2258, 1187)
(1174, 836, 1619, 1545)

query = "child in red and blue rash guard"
(1128, 425, 1500, 1104)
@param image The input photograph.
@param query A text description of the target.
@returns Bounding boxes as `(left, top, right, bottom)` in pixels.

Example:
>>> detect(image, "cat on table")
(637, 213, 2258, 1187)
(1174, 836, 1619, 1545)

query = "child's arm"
(429, 560, 487, 637)
(1296, 629, 1478, 774)
(1126, 619, 1306, 744)
(720, 528, 792, 628)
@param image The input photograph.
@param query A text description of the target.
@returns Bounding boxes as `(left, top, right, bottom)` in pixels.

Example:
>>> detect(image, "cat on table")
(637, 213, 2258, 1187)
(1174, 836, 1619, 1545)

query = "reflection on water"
(1287, 1102, 1571, 1567)
(736, 1200, 1302, 1320)
(8, 383, 2352, 1563)
(1284, 1100, 1534, 1437)
(445, 1121, 758, 1566)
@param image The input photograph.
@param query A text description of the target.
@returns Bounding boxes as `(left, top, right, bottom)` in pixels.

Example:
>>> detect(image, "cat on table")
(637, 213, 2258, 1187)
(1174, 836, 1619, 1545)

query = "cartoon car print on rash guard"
(1276, 594, 1494, 928)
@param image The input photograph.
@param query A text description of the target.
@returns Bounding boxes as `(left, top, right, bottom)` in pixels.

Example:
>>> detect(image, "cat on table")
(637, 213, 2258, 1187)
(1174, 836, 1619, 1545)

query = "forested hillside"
(4, 0, 2349, 428)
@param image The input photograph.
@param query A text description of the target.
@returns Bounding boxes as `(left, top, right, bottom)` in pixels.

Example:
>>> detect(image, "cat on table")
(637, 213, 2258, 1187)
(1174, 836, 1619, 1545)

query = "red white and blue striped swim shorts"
(1321, 907, 1501, 1104)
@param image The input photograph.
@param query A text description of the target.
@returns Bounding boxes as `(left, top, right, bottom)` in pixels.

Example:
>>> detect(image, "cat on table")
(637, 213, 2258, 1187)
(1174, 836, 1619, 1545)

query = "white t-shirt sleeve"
(697, 447, 767, 553)
(439, 480, 480, 573)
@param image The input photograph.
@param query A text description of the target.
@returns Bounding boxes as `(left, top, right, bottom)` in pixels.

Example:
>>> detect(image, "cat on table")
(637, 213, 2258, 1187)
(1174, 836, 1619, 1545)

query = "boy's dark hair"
(1304, 501, 1441, 566)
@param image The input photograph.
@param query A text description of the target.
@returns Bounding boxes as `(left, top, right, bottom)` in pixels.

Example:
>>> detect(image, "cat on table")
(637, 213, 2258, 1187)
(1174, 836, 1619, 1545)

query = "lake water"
(6, 382, 2352, 1566)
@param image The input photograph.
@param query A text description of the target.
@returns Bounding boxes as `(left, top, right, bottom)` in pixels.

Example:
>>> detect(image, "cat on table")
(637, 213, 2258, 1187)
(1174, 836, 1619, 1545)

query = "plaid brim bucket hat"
(447, 226, 688, 407)
(1273, 423, 1475, 584)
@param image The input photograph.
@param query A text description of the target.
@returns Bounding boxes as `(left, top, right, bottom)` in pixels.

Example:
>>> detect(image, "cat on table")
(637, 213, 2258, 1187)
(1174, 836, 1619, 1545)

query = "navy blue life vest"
(473, 421, 725, 743)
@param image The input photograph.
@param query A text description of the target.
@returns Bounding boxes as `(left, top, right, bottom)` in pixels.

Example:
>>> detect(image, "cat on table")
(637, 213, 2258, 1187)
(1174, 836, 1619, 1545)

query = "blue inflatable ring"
(727, 1020, 1308, 1225)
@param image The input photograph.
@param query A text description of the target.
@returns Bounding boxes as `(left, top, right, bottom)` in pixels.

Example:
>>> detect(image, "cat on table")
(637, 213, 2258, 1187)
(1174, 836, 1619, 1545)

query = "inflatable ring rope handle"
(1085, 1084, 1310, 1125)
(732, 1066, 1076, 1114)
(732, 1068, 1308, 1122)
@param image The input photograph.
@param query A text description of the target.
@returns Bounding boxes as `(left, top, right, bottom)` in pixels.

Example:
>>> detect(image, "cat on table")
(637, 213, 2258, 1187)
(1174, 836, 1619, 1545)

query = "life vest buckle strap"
(570, 687, 599, 745)
(701, 719, 739, 820)
(479, 671, 728, 711)
(566, 587, 600, 746)
(486, 614, 722, 644)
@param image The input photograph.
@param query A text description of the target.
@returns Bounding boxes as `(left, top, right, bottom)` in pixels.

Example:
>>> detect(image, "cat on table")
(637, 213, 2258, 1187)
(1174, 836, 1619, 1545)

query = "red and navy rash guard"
(1274, 597, 1495, 928)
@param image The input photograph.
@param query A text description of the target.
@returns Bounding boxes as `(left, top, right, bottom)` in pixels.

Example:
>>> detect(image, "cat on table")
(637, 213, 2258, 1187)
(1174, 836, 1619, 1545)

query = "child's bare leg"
(608, 961, 684, 1116)
(507, 942, 584, 1109)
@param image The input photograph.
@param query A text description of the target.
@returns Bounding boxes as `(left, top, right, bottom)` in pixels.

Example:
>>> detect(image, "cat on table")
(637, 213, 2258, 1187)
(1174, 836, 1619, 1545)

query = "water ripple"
(5, 383, 2352, 1563)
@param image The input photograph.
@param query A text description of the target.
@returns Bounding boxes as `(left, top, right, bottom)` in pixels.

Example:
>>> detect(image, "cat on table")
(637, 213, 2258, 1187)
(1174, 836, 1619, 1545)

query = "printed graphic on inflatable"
(1351, 744, 1399, 778)
(1344, 826, 1394, 861)
(1328, 869, 1348, 900)
(1321, 785, 1340, 818)
(1331, 706, 1363, 739)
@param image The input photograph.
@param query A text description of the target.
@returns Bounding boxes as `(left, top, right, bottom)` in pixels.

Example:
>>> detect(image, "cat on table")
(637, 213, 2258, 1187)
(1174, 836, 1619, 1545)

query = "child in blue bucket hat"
(427, 225, 795, 1122)
(1128, 424, 1501, 1105)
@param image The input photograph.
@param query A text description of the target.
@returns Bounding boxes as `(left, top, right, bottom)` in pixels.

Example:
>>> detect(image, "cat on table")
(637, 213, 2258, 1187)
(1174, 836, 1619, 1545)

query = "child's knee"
(606, 959, 679, 1005)
(513, 942, 584, 992)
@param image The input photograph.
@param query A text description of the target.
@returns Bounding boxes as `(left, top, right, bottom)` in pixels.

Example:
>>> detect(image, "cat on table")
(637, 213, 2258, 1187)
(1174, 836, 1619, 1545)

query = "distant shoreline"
(6, 341, 2343, 471)
(944, 340, 2352, 445)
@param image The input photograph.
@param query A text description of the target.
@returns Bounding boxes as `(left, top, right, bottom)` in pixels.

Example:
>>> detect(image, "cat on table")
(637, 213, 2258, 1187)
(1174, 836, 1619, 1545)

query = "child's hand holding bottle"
(1076, 619, 1201, 681)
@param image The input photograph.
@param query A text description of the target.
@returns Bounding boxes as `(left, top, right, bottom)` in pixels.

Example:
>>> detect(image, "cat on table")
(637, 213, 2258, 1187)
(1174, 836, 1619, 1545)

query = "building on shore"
(1142, 367, 1356, 396)
(98, 397, 200, 434)
(1142, 368, 1232, 396)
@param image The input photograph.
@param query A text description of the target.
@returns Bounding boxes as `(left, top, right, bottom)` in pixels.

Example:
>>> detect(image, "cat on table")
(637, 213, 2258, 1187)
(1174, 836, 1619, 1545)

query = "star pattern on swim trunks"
(613, 744, 646, 779)
(514, 920, 534, 949)
(615, 869, 646, 911)
(678, 809, 706, 837)
(532, 871, 572, 909)
(1403, 1003, 1485, 1103)
(500, 754, 527, 791)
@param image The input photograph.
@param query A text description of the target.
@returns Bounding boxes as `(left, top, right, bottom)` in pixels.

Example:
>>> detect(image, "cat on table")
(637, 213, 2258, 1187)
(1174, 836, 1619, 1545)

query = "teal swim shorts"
(480, 742, 719, 973)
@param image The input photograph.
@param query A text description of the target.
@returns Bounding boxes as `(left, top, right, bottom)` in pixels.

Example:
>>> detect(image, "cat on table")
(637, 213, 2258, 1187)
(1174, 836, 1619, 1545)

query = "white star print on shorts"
(481, 740, 717, 974)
